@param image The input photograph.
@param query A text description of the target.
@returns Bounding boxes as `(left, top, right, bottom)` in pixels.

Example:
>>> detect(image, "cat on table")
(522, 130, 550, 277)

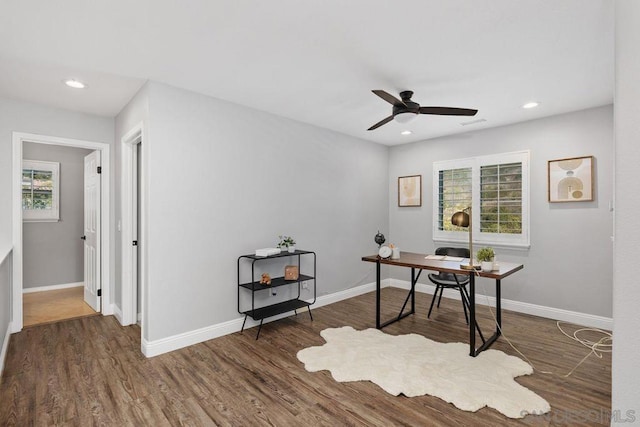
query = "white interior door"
(83, 150, 101, 311)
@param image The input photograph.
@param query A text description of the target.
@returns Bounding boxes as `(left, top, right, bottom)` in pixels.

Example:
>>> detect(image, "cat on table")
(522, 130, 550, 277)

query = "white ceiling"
(0, 0, 613, 146)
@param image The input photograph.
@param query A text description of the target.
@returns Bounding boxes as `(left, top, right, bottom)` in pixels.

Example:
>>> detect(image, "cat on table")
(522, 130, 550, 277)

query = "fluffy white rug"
(297, 326, 550, 419)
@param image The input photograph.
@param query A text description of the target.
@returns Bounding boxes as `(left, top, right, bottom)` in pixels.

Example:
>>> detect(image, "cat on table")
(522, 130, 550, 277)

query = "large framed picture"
(548, 156, 594, 202)
(398, 175, 422, 207)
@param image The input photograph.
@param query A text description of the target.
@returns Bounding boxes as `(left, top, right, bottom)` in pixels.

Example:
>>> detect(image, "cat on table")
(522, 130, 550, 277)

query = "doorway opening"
(11, 132, 111, 332)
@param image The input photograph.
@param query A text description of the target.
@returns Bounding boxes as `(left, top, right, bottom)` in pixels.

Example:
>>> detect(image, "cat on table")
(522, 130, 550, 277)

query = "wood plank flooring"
(0, 288, 611, 426)
(23, 286, 98, 327)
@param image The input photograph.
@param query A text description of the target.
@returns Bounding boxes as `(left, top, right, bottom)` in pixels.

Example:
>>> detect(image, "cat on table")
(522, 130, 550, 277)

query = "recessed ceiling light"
(64, 79, 86, 89)
(401, 130, 412, 135)
(522, 102, 539, 109)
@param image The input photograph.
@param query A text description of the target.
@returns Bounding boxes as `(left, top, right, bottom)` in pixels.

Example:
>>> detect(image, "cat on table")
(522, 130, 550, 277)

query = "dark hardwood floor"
(0, 288, 611, 426)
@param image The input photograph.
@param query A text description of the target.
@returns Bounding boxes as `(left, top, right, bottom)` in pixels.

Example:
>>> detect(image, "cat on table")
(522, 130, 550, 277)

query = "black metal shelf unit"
(237, 249, 316, 339)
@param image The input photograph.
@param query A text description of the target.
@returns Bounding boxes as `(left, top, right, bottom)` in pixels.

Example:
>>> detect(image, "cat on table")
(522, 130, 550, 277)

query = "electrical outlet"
(302, 281, 308, 289)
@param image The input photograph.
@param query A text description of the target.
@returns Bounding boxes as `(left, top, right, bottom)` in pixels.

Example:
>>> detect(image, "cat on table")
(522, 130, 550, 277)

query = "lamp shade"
(451, 211, 470, 227)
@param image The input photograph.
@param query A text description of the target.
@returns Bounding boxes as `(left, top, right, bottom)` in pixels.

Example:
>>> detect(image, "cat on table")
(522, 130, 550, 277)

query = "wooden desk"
(362, 251, 524, 357)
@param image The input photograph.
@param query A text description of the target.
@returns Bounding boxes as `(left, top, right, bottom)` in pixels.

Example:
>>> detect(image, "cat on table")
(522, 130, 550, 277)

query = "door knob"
(80, 235, 86, 240)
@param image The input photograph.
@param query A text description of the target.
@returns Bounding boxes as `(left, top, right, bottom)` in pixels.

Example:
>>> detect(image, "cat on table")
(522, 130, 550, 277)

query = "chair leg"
(428, 285, 440, 318)
(458, 287, 469, 324)
(437, 286, 444, 308)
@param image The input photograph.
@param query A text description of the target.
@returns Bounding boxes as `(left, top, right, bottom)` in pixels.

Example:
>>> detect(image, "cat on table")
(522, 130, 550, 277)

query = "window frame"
(22, 159, 60, 222)
(432, 150, 530, 249)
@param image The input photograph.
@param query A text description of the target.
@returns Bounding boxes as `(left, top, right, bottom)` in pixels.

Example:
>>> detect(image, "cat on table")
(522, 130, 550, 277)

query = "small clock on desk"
(378, 245, 392, 259)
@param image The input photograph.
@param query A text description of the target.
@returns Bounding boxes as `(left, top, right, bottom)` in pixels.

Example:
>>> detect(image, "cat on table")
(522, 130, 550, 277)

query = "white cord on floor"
(475, 271, 612, 378)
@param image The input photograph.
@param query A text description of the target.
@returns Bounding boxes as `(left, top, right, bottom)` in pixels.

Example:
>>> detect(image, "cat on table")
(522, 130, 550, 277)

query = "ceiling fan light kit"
(367, 89, 478, 131)
(394, 112, 418, 124)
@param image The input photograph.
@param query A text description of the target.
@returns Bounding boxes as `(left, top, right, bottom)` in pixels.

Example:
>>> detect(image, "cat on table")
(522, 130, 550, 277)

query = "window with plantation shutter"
(437, 167, 472, 231)
(480, 162, 522, 234)
(433, 151, 529, 248)
(22, 160, 60, 222)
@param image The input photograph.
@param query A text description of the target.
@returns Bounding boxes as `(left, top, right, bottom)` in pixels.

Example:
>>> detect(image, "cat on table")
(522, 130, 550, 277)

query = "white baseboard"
(389, 279, 613, 330)
(139, 275, 611, 358)
(23, 281, 83, 294)
(143, 317, 243, 357)
(310, 281, 385, 309)
(0, 321, 12, 380)
(142, 281, 388, 358)
(112, 304, 124, 325)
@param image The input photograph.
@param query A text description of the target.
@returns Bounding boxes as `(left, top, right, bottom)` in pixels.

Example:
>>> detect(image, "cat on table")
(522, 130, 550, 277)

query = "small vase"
(288, 246, 296, 253)
(481, 261, 493, 272)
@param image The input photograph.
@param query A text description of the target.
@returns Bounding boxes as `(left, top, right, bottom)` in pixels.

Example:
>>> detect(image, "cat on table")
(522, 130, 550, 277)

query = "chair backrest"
(435, 247, 470, 258)
(434, 247, 470, 283)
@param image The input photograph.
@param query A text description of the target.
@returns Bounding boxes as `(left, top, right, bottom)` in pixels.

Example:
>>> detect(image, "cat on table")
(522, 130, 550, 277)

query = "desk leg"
(472, 278, 503, 356)
(411, 268, 416, 314)
(496, 279, 502, 336)
(376, 259, 381, 329)
(469, 273, 476, 357)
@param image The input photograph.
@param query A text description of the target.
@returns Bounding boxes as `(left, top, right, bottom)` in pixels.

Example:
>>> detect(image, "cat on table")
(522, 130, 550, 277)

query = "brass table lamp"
(451, 207, 480, 270)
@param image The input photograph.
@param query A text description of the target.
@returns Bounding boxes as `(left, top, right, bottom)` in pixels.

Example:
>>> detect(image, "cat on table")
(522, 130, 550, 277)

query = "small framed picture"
(548, 156, 594, 202)
(398, 175, 422, 207)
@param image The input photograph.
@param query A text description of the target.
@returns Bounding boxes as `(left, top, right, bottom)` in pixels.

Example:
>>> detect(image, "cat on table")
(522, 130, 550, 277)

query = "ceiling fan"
(367, 90, 478, 131)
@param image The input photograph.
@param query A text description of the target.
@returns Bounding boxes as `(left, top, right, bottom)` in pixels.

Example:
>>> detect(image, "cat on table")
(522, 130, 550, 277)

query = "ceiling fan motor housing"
(394, 91, 420, 115)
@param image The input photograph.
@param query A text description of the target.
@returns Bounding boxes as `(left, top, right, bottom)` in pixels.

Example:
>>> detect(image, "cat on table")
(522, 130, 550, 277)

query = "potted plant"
(476, 247, 495, 272)
(277, 235, 296, 253)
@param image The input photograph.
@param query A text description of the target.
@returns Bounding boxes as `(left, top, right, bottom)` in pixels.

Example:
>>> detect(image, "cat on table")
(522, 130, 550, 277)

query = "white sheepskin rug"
(297, 326, 550, 419)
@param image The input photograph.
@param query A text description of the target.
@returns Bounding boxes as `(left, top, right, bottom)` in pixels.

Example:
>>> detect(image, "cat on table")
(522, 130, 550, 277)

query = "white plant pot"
(481, 261, 494, 272)
(288, 246, 296, 253)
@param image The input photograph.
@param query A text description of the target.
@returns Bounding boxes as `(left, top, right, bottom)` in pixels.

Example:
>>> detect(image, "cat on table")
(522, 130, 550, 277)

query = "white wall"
(129, 82, 388, 343)
(22, 143, 92, 288)
(612, 0, 640, 421)
(389, 106, 613, 318)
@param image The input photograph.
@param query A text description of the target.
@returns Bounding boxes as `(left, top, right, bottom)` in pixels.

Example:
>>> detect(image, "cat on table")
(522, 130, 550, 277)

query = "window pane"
(438, 167, 472, 231)
(480, 162, 522, 234)
(22, 169, 33, 209)
(22, 168, 53, 211)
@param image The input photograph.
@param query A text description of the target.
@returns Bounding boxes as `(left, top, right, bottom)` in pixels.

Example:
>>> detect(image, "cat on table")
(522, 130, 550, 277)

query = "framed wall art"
(548, 156, 594, 202)
(398, 175, 422, 207)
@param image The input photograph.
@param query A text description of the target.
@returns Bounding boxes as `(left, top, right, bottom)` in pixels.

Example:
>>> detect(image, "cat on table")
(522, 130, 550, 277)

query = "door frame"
(121, 123, 145, 329)
(11, 132, 111, 332)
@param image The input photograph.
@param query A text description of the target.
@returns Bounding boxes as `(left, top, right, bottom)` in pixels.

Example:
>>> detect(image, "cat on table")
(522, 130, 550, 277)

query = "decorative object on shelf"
(374, 230, 386, 247)
(548, 155, 594, 202)
(260, 273, 272, 285)
(398, 175, 422, 207)
(255, 247, 281, 257)
(451, 207, 480, 270)
(378, 245, 392, 259)
(476, 247, 495, 272)
(277, 235, 296, 253)
(389, 243, 400, 259)
(284, 265, 299, 280)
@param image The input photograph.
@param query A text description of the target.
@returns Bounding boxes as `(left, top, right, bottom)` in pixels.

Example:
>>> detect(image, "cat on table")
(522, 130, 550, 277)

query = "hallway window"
(22, 160, 60, 222)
